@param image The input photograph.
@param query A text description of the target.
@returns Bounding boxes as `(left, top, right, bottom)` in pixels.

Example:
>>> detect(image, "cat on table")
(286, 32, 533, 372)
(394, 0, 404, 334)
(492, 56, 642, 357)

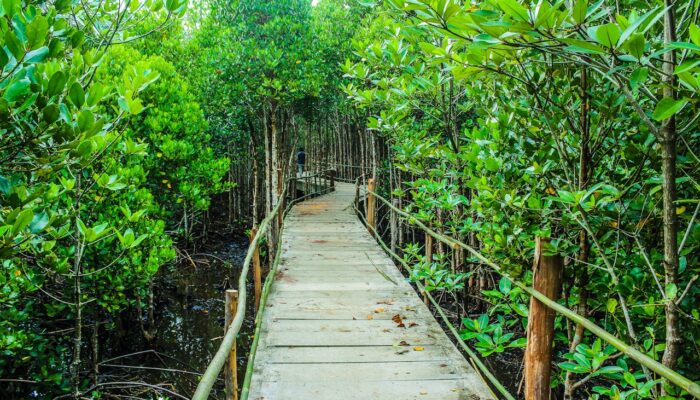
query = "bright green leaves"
(629, 67, 648, 91)
(29, 211, 50, 234)
(4, 78, 30, 102)
(652, 97, 687, 121)
(76, 219, 110, 243)
(94, 173, 127, 191)
(47, 71, 67, 97)
(571, 0, 587, 24)
(68, 82, 85, 108)
(591, 23, 620, 49)
(118, 97, 144, 115)
(560, 38, 605, 54)
(116, 228, 148, 249)
(0, 0, 20, 18)
(495, 0, 530, 22)
(11, 209, 33, 235)
(25, 15, 48, 50)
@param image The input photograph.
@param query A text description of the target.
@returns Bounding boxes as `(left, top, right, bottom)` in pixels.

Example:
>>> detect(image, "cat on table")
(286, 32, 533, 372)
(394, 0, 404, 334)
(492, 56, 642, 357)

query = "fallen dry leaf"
(374, 307, 385, 313)
(398, 340, 410, 346)
(366, 314, 373, 320)
(377, 299, 395, 305)
(420, 390, 428, 395)
(392, 314, 405, 328)
(408, 322, 419, 328)
(413, 346, 425, 351)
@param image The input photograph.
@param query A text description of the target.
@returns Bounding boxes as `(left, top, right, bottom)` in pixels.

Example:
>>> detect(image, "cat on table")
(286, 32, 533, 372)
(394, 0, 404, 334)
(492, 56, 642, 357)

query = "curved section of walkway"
(248, 183, 493, 400)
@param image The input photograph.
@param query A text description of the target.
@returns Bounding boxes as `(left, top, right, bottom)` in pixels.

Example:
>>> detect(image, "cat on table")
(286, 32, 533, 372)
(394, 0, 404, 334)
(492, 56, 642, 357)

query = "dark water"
(103, 237, 255, 399)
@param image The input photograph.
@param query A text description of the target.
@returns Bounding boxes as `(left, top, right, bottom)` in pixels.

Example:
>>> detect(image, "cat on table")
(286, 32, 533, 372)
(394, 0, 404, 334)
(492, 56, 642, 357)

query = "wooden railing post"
(224, 289, 239, 400)
(525, 237, 563, 400)
(250, 227, 262, 310)
(424, 233, 433, 305)
(390, 198, 398, 254)
(367, 178, 376, 232)
(276, 168, 283, 230)
(330, 169, 335, 190)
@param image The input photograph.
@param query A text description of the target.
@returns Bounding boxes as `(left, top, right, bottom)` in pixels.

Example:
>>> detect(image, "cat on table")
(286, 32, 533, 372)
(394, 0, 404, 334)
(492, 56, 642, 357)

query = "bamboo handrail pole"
(192, 186, 288, 400)
(366, 188, 700, 398)
(352, 204, 515, 400)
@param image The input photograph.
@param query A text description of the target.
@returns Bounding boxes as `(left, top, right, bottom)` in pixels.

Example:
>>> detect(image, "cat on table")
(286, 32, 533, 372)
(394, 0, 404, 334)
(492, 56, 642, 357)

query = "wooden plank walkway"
(248, 183, 494, 400)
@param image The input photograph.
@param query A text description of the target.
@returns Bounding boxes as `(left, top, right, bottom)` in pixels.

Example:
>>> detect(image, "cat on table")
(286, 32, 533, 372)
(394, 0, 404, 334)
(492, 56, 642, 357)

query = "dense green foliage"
(0, 0, 230, 396)
(344, 0, 699, 398)
(1, 0, 697, 398)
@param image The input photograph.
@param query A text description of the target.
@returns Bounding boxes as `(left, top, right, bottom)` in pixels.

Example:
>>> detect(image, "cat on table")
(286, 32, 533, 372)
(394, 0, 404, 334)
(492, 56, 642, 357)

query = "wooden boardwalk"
(248, 183, 494, 400)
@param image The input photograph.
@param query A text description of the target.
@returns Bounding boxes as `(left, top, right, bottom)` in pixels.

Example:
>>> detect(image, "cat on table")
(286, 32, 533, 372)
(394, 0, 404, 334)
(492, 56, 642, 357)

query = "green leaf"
(560, 362, 588, 373)
(25, 46, 48, 63)
(499, 277, 511, 294)
(48, 71, 67, 98)
(665, 283, 677, 300)
(675, 59, 700, 75)
(625, 34, 645, 59)
(606, 298, 618, 313)
(497, 0, 530, 22)
(571, 0, 588, 24)
(630, 67, 648, 91)
(69, 82, 85, 107)
(623, 371, 637, 388)
(560, 38, 605, 54)
(668, 42, 700, 52)
(12, 208, 33, 235)
(4, 79, 30, 102)
(0, 175, 10, 195)
(29, 211, 49, 233)
(617, 8, 658, 46)
(652, 97, 687, 121)
(25, 15, 48, 50)
(594, 23, 621, 48)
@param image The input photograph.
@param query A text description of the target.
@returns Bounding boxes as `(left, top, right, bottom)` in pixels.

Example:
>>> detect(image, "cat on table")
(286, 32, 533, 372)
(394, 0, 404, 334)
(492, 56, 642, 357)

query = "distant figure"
(297, 147, 306, 176)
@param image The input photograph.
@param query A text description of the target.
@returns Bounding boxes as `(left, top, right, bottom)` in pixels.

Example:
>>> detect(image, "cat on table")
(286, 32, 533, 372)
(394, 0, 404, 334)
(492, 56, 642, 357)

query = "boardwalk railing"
(192, 170, 334, 400)
(359, 182, 700, 399)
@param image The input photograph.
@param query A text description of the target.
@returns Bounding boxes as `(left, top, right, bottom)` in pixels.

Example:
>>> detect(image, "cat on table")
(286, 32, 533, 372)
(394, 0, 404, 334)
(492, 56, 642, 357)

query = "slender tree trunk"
(660, 0, 681, 374)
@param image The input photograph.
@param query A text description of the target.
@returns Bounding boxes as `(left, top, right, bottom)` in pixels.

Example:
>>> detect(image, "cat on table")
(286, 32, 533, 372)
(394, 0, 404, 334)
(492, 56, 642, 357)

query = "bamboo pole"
(390, 198, 398, 254)
(366, 187, 700, 399)
(276, 168, 283, 231)
(251, 227, 261, 310)
(367, 178, 376, 232)
(424, 233, 432, 305)
(525, 237, 562, 400)
(224, 290, 238, 400)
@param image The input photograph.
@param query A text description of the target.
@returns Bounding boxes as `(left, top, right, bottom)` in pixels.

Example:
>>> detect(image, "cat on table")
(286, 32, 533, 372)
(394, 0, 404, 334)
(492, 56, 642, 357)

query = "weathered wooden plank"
(257, 361, 468, 382)
(250, 380, 488, 400)
(260, 345, 454, 363)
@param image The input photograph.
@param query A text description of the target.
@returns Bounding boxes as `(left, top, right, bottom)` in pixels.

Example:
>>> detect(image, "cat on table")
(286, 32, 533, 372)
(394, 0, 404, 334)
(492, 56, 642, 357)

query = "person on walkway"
(297, 147, 306, 176)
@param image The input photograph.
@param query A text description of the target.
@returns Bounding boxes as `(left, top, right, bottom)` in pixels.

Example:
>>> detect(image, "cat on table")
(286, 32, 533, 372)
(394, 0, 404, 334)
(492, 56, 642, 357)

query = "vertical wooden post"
(276, 168, 283, 229)
(250, 227, 262, 310)
(390, 198, 398, 254)
(224, 289, 238, 400)
(525, 237, 563, 400)
(330, 169, 335, 190)
(424, 233, 433, 305)
(355, 182, 360, 211)
(367, 178, 376, 232)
